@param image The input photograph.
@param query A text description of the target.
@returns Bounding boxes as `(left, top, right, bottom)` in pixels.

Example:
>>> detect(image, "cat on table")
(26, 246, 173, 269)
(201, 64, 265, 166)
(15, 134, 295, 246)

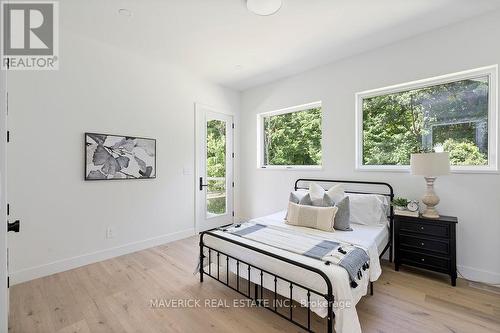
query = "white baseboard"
(458, 264, 500, 285)
(10, 228, 196, 285)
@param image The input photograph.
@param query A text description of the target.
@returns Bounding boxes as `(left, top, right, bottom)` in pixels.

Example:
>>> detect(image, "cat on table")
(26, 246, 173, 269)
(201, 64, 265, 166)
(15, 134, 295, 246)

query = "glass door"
(196, 105, 233, 231)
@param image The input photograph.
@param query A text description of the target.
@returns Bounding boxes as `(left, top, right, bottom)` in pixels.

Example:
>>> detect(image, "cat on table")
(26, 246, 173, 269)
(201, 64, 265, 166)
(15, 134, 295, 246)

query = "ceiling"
(63, 0, 500, 91)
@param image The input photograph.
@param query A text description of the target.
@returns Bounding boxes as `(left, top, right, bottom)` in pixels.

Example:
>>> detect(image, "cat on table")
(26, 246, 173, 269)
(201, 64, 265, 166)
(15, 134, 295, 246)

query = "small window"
(258, 102, 322, 169)
(356, 66, 498, 172)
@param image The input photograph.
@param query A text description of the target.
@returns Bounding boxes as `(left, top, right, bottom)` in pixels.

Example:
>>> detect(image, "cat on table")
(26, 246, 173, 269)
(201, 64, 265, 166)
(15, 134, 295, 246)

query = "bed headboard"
(294, 178, 394, 199)
(294, 178, 394, 215)
(294, 178, 395, 260)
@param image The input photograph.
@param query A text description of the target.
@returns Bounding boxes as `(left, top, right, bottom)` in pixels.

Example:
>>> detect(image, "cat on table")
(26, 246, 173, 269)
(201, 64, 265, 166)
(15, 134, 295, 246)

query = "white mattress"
(202, 210, 389, 333)
(261, 211, 390, 256)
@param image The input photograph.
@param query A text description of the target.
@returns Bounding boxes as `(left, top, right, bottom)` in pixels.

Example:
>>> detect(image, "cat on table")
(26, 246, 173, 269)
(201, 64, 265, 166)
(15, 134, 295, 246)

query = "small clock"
(407, 200, 419, 212)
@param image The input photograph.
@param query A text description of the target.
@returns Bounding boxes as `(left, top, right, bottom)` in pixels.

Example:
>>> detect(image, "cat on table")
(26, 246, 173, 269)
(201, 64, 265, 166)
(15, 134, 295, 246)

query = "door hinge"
(232, 152, 234, 158)
(232, 123, 234, 129)
(7, 131, 9, 143)
(7, 276, 9, 288)
(232, 211, 235, 217)
(232, 181, 234, 188)
(7, 203, 9, 215)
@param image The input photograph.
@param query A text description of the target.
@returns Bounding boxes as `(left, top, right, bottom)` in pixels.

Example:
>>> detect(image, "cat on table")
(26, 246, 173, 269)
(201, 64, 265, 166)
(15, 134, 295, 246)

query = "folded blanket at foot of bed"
(222, 222, 370, 288)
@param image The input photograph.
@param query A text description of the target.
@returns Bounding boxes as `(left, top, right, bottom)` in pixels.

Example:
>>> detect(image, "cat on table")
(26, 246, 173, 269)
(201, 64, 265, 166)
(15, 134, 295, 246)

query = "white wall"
(240, 10, 500, 284)
(7, 29, 240, 284)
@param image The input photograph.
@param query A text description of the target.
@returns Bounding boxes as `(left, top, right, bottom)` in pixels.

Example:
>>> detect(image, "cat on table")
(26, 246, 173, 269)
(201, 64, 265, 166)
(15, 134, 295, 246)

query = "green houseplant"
(392, 197, 409, 211)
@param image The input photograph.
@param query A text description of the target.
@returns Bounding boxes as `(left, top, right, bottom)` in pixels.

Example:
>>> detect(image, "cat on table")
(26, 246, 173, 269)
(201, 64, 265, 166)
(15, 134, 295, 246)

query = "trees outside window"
(259, 103, 322, 168)
(358, 67, 496, 171)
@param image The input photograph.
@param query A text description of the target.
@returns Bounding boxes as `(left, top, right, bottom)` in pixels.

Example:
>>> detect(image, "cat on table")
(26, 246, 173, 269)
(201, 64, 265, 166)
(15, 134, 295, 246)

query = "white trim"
(458, 264, 500, 285)
(355, 65, 498, 173)
(257, 101, 323, 169)
(194, 103, 235, 233)
(10, 228, 195, 285)
(259, 165, 323, 171)
(0, 54, 7, 333)
(259, 101, 322, 118)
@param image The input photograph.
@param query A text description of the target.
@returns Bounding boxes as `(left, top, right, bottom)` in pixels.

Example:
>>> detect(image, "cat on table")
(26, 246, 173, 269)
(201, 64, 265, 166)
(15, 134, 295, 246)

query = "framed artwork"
(85, 132, 156, 180)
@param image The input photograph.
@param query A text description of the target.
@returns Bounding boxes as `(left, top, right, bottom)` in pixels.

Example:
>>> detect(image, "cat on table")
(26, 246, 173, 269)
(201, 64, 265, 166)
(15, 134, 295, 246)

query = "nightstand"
(394, 214, 458, 286)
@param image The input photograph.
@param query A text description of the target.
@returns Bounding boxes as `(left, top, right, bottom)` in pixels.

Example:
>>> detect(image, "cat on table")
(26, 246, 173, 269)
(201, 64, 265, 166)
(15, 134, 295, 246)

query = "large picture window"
(258, 102, 322, 169)
(356, 66, 498, 172)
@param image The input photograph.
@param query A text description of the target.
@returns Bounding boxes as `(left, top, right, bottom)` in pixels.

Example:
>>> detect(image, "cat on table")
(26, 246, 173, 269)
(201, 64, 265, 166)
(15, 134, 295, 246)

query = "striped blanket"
(221, 222, 370, 288)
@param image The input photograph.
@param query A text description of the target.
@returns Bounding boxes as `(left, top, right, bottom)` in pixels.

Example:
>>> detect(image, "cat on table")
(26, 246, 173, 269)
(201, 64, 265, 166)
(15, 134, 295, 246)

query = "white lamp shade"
(410, 152, 450, 176)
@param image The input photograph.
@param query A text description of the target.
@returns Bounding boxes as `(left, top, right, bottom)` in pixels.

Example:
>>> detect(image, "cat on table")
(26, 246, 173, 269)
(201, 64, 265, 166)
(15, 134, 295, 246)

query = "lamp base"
(421, 177, 440, 219)
(422, 207, 440, 219)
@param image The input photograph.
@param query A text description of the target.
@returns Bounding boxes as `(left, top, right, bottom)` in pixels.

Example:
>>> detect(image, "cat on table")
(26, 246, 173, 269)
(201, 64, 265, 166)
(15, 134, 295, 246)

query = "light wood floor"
(8, 236, 500, 333)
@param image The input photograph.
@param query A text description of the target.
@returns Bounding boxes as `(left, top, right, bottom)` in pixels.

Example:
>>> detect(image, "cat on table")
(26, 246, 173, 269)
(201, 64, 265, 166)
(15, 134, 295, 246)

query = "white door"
(0, 61, 9, 331)
(195, 104, 234, 232)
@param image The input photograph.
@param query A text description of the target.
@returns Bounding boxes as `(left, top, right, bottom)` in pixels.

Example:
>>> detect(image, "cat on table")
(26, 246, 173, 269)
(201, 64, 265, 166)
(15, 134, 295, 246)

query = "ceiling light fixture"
(246, 0, 282, 16)
(118, 8, 132, 17)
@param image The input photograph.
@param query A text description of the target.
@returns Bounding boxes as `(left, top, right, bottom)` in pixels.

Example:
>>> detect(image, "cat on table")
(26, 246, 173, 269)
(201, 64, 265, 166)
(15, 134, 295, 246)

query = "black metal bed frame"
(199, 179, 394, 333)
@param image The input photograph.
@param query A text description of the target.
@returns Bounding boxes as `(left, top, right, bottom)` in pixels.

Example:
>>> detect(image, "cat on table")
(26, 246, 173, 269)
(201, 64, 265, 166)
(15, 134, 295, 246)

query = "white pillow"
(309, 183, 345, 203)
(349, 193, 389, 226)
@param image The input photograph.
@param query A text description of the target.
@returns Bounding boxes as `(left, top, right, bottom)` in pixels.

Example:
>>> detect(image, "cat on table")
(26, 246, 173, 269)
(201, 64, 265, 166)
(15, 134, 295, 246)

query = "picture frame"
(85, 132, 156, 180)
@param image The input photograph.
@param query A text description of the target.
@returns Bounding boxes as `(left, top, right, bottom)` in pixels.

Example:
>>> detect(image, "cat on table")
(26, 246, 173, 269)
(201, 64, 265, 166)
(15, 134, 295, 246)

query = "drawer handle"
(421, 258, 425, 262)
(421, 242, 425, 246)
(420, 226, 424, 230)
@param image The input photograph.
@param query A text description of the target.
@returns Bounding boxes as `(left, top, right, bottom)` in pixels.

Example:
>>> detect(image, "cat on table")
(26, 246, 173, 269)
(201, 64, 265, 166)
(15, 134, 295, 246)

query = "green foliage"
(442, 139, 487, 166)
(207, 120, 226, 178)
(363, 78, 489, 166)
(264, 108, 322, 165)
(432, 122, 475, 145)
(207, 197, 226, 215)
(392, 197, 409, 207)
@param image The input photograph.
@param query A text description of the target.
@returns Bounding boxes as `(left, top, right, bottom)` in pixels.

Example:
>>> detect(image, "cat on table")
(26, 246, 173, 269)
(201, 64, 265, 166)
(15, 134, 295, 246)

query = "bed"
(199, 179, 394, 333)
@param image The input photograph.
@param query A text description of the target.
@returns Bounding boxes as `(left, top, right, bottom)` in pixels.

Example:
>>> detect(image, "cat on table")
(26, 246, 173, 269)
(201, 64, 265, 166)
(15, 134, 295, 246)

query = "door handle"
(7, 220, 20, 233)
(199, 177, 208, 191)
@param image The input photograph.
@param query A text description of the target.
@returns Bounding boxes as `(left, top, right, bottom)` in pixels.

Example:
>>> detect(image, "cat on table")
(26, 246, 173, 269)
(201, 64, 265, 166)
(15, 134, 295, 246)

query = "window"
(258, 102, 322, 169)
(206, 119, 226, 216)
(356, 66, 498, 172)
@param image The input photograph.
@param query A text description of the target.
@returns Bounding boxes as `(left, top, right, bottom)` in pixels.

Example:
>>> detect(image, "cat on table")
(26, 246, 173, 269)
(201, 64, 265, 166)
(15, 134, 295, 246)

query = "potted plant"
(392, 197, 409, 211)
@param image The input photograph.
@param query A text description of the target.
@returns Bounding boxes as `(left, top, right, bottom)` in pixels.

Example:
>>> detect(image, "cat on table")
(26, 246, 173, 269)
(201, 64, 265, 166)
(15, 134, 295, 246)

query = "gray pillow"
(300, 193, 334, 207)
(289, 191, 307, 204)
(333, 196, 352, 231)
(289, 192, 301, 204)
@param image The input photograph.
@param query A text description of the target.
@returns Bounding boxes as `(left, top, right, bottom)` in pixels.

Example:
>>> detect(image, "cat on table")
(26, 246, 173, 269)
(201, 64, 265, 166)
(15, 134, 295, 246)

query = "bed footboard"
(199, 230, 335, 333)
(198, 178, 394, 333)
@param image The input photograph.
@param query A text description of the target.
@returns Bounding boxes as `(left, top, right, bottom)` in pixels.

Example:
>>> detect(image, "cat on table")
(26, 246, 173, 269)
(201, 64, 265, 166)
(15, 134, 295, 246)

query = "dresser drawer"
(400, 234, 449, 255)
(400, 250, 450, 272)
(399, 220, 449, 238)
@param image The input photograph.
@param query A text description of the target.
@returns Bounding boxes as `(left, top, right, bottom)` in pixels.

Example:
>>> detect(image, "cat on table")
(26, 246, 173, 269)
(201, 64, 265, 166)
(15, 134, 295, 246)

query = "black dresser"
(394, 214, 458, 286)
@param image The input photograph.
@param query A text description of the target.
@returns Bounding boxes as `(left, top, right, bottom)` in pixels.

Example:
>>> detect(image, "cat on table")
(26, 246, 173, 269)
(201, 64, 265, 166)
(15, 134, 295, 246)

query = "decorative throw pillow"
(326, 184, 345, 203)
(285, 202, 338, 232)
(309, 183, 345, 204)
(289, 190, 308, 204)
(298, 193, 313, 205)
(309, 183, 326, 202)
(299, 193, 334, 207)
(333, 196, 352, 231)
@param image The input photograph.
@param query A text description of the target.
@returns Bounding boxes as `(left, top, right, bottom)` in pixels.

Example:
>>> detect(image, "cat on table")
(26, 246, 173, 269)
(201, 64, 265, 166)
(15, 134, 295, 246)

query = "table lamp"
(410, 152, 450, 219)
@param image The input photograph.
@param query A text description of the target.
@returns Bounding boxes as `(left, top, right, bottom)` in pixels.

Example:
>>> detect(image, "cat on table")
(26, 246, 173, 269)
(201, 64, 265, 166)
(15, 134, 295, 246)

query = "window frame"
(257, 101, 323, 170)
(355, 65, 498, 173)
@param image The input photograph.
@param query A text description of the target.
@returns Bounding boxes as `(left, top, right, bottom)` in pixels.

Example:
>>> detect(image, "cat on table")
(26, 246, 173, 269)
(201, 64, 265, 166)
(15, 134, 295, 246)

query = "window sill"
(259, 165, 323, 171)
(355, 165, 499, 174)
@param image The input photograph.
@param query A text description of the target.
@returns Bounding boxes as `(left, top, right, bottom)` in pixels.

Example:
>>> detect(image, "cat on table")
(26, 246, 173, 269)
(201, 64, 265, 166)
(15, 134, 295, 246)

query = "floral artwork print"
(85, 133, 156, 180)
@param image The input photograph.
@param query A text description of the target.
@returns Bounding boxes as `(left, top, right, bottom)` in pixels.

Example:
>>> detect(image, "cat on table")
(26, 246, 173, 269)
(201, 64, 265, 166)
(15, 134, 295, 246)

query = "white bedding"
(202, 210, 389, 333)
